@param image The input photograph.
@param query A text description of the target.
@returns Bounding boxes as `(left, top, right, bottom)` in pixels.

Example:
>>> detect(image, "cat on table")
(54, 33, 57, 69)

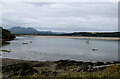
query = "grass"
(2, 59, 120, 79)
(0, 73, 2, 79)
(11, 64, 119, 79)
(57, 64, 120, 78)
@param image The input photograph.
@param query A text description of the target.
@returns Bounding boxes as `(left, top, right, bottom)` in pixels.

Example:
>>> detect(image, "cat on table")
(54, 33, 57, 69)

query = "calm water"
(1, 36, 119, 62)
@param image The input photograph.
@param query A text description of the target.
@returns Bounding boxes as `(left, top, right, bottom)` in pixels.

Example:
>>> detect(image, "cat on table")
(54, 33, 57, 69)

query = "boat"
(86, 40, 90, 44)
(22, 42, 29, 44)
(92, 48, 98, 51)
(30, 41, 32, 43)
(0, 49, 11, 52)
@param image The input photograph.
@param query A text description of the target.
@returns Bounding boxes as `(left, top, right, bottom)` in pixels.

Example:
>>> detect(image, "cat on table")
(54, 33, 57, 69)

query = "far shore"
(15, 35, 120, 40)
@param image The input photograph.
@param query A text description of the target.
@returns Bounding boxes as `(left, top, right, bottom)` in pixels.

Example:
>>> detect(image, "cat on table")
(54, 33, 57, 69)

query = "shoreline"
(2, 58, 120, 78)
(1, 57, 119, 64)
(16, 35, 120, 40)
(2, 58, 120, 66)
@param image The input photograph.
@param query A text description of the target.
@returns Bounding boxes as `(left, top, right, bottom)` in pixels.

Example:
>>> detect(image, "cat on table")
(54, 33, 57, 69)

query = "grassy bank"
(1, 58, 120, 79)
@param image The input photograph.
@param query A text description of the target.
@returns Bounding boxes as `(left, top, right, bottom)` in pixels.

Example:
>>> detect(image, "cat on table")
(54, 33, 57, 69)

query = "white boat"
(92, 48, 98, 51)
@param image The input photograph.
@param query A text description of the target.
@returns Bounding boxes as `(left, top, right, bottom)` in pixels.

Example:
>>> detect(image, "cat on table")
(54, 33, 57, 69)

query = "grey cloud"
(25, 2, 55, 7)
(2, 2, 118, 32)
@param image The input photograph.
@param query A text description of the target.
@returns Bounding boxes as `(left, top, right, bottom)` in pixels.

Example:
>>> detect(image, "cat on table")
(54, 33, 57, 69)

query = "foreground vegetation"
(57, 64, 120, 78)
(2, 59, 120, 79)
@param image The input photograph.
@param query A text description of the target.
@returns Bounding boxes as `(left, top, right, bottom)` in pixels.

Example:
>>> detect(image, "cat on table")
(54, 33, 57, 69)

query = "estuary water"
(1, 36, 119, 62)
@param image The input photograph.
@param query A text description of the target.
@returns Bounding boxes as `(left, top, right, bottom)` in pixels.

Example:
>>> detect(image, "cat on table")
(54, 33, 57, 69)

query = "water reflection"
(1, 41, 10, 47)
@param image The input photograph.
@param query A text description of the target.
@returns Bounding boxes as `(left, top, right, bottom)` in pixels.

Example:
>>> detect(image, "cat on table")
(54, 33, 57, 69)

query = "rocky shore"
(1, 58, 120, 79)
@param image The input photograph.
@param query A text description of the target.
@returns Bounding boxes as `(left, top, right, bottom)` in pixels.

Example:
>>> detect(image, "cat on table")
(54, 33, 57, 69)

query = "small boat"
(0, 49, 11, 52)
(92, 48, 98, 51)
(86, 40, 90, 44)
(30, 41, 32, 43)
(22, 42, 29, 44)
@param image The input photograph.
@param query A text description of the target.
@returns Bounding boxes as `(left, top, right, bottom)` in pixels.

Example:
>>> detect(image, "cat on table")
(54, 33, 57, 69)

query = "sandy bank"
(16, 35, 120, 40)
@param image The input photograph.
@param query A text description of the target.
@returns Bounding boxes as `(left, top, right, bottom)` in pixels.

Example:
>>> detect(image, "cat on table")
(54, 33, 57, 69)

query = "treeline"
(0, 27, 16, 41)
(17, 32, 120, 37)
(61, 32, 120, 37)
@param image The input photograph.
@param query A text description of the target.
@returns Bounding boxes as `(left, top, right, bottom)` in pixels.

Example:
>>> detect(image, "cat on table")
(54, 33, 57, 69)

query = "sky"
(1, 2, 118, 32)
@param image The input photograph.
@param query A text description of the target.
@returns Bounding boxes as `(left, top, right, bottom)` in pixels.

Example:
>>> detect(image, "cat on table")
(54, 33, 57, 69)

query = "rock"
(70, 62, 94, 72)
(52, 71, 58, 76)
(94, 62, 105, 66)
(33, 63, 48, 67)
(55, 60, 83, 70)
(112, 61, 120, 64)
(72, 67, 82, 72)
(2, 63, 38, 78)
(41, 70, 52, 76)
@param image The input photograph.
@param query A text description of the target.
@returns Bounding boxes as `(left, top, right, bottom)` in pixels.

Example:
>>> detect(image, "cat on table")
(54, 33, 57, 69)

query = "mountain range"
(9, 27, 64, 35)
(8, 27, 119, 37)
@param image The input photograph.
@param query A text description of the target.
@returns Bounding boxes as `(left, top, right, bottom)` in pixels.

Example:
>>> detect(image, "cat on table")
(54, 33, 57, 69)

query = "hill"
(0, 27, 16, 41)
(8, 27, 119, 37)
(9, 27, 39, 35)
(62, 32, 120, 37)
(9, 27, 64, 35)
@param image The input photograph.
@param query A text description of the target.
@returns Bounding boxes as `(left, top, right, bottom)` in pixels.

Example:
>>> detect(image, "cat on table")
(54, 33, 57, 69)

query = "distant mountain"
(9, 27, 64, 35)
(9, 27, 39, 35)
(38, 31, 64, 35)
(7, 27, 119, 37)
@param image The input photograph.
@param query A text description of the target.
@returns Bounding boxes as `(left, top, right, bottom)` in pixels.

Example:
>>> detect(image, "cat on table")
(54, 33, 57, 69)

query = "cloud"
(2, 2, 118, 32)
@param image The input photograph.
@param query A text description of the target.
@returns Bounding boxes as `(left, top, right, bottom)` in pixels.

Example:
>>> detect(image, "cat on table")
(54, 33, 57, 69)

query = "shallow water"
(1, 36, 119, 62)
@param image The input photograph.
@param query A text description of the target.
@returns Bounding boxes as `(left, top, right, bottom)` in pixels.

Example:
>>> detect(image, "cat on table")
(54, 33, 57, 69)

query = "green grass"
(2, 64, 120, 79)
(57, 64, 120, 78)
(0, 73, 2, 79)
(18, 64, 119, 79)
